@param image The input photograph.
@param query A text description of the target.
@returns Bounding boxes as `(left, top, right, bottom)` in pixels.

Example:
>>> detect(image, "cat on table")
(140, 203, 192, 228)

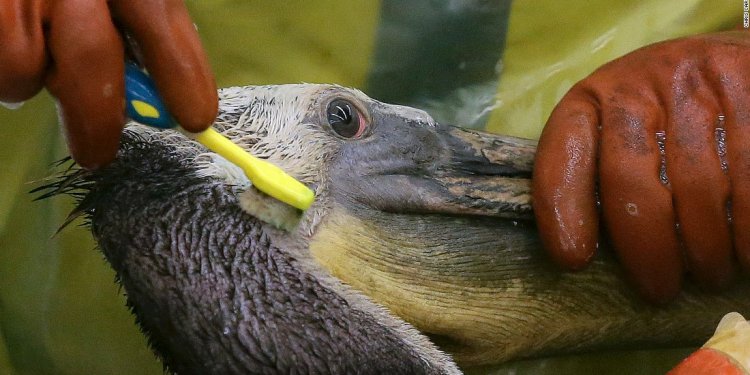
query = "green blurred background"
(0, 1, 739, 374)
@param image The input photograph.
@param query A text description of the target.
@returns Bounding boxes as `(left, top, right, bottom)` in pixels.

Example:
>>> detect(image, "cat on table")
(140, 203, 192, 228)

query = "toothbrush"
(124, 63, 315, 211)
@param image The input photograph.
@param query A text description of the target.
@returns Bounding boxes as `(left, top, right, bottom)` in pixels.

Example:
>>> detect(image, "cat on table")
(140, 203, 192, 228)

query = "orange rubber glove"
(668, 312, 749, 374)
(0, 0, 217, 169)
(533, 31, 750, 304)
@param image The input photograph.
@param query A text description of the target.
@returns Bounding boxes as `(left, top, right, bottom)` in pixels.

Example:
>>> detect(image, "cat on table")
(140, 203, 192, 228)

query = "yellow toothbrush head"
(192, 128, 315, 211)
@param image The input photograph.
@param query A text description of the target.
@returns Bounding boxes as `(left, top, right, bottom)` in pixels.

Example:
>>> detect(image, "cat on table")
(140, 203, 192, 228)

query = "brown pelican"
(40, 84, 750, 374)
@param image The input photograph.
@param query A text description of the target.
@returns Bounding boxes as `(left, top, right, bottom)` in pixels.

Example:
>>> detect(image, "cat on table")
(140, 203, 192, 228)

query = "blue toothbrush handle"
(124, 63, 178, 129)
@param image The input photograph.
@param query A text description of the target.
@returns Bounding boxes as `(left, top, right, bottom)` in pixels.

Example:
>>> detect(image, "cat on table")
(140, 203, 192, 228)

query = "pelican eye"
(326, 99, 367, 139)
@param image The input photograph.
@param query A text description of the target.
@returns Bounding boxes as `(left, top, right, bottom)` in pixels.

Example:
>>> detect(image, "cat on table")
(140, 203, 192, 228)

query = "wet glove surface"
(0, 0, 217, 169)
(533, 31, 750, 303)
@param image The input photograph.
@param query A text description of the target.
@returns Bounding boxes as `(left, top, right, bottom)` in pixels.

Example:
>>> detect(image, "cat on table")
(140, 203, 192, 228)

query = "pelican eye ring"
(326, 99, 368, 139)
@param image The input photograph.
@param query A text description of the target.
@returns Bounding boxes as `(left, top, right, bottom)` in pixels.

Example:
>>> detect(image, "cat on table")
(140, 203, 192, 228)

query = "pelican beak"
(332, 124, 537, 220)
(426, 126, 536, 219)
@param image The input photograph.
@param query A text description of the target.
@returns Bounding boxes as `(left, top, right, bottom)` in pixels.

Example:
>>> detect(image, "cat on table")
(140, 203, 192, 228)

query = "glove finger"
(45, 0, 125, 170)
(111, 0, 217, 132)
(598, 93, 683, 304)
(0, 0, 47, 102)
(712, 48, 750, 273)
(533, 87, 599, 270)
(665, 69, 734, 291)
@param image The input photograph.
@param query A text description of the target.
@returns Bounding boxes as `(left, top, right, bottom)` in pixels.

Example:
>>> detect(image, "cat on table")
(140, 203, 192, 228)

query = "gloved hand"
(533, 31, 750, 304)
(0, 0, 217, 169)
